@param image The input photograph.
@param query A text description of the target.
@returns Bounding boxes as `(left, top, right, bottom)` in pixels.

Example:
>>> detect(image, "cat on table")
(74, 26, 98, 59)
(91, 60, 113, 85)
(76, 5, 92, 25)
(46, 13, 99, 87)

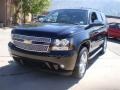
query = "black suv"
(8, 9, 108, 78)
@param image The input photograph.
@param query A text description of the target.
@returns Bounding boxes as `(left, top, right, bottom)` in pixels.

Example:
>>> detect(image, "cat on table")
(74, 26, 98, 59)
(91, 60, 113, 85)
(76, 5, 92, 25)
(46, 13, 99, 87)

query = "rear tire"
(73, 47, 88, 79)
(100, 37, 107, 54)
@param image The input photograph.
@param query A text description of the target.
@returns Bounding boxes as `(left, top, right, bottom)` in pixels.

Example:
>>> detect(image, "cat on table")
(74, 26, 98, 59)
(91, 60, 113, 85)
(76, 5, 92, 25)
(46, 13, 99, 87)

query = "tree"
(22, 0, 51, 23)
(12, 0, 50, 24)
(11, 0, 21, 24)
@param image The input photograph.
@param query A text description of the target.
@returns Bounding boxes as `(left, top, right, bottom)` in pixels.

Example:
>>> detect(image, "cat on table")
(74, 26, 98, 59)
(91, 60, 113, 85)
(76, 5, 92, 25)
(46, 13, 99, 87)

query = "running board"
(89, 47, 102, 60)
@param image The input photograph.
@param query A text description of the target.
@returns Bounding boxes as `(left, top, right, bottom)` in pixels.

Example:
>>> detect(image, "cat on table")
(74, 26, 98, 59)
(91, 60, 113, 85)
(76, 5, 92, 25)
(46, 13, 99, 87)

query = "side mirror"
(86, 20, 104, 29)
(92, 20, 104, 26)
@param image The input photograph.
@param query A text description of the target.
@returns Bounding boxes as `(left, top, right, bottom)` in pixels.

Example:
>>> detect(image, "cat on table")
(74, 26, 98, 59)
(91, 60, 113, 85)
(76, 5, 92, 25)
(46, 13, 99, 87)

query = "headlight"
(52, 39, 73, 51)
(54, 39, 61, 46)
(61, 39, 70, 46)
(54, 39, 69, 46)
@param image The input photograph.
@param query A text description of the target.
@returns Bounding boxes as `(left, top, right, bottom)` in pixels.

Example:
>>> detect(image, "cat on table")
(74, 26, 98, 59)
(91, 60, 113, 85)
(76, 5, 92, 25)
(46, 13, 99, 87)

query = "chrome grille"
(12, 34, 51, 43)
(14, 40, 49, 52)
(12, 34, 51, 52)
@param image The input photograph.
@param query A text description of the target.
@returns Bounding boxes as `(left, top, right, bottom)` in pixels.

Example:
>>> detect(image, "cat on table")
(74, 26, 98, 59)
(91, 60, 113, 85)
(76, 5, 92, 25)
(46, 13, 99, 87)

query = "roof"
(50, 7, 102, 13)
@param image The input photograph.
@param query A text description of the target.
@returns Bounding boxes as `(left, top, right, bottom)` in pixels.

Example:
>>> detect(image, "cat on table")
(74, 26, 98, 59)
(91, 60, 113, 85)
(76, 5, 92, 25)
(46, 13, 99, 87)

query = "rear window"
(109, 23, 120, 30)
(109, 23, 118, 28)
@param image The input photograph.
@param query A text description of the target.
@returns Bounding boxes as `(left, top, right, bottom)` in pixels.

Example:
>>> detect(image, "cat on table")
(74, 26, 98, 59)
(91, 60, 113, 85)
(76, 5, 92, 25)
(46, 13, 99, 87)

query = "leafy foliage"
(12, 0, 50, 24)
(22, 0, 50, 15)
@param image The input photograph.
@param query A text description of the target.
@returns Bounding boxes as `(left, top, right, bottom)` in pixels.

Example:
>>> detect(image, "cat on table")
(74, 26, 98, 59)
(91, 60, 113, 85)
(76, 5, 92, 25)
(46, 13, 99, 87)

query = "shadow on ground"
(0, 53, 101, 90)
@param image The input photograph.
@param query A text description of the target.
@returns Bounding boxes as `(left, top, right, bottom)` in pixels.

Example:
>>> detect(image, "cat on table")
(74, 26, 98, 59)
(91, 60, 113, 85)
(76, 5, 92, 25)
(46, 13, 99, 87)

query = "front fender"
(72, 31, 90, 53)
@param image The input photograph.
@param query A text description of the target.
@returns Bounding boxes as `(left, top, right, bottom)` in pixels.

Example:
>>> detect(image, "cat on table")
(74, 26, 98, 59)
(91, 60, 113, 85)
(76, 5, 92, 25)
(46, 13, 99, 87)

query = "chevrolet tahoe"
(8, 8, 108, 78)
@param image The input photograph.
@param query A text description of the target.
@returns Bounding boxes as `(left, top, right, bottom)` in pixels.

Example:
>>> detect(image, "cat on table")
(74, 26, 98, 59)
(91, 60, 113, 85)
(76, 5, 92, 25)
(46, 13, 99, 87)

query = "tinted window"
(109, 23, 118, 29)
(96, 13, 103, 22)
(91, 12, 98, 23)
(43, 9, 88, 25)
(101, 13, 107, 24)
(117, 24, 120, 29)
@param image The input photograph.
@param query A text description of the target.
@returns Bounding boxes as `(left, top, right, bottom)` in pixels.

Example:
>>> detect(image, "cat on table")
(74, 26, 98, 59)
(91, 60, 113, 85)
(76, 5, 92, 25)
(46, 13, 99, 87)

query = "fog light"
(60, 64, 65, 69)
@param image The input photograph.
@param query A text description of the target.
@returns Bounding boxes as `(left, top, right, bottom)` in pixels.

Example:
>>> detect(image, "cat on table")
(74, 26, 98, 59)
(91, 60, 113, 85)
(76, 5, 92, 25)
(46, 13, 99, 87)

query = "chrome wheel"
(73, 47, 88, 79)
(103, 37, 107, 52)
(79, 51, 88, 76)
(101, 37, 107, 54)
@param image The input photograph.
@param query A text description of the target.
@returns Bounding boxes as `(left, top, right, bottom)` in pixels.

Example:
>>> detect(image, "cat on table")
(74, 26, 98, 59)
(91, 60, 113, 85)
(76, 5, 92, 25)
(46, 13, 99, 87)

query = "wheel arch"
(79, 40, 90, 53)
(75, 40, 90, 67)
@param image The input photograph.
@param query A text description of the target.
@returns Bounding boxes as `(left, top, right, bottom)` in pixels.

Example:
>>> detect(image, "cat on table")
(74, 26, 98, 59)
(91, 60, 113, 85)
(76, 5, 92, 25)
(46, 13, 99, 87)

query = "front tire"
(13, 57, 25, 65)
(73, 47, 88, 79)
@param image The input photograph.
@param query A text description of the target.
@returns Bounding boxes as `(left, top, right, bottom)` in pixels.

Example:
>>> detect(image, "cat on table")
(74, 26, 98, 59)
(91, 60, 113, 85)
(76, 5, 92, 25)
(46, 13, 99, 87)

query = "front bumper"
(8, 42, 78, 72)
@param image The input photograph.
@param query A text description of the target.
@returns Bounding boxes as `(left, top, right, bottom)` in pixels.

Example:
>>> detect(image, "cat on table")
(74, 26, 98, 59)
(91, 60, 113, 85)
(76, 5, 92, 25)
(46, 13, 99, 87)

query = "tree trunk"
(13, 13, 17, 25)
(12, 6, 21, 25)
(23, 13, 26, 24)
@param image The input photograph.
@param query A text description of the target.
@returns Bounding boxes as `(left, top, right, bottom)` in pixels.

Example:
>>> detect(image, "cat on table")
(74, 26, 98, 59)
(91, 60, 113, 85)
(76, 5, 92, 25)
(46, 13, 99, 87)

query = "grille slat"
(12, 34, 51, 52)
(14, 40, 49, 52)
(12, 34, 51, 43)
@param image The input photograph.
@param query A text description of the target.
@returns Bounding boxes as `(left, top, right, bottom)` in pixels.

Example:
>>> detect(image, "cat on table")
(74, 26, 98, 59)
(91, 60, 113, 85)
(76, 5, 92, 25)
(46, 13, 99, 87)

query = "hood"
(12, 23, 85, 38)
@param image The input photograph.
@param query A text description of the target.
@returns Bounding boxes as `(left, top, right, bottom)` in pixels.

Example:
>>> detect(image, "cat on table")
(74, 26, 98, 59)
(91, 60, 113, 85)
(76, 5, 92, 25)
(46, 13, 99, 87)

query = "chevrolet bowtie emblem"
(23, 40, 32, 44)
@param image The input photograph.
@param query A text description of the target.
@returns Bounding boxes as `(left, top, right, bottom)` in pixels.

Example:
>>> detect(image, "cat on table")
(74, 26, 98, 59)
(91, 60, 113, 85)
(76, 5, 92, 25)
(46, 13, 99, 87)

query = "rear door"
(89, 11, 106, 52)
(95, 12, 107, 46)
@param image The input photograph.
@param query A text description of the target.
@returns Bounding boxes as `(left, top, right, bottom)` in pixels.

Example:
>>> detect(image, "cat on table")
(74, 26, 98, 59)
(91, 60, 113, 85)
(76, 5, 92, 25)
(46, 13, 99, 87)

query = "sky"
(50, 0, 120, 16)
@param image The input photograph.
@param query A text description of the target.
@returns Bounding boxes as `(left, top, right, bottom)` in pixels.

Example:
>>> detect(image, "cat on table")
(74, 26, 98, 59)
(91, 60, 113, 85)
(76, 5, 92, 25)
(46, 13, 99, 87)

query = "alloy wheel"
(79, 51, 88, 77)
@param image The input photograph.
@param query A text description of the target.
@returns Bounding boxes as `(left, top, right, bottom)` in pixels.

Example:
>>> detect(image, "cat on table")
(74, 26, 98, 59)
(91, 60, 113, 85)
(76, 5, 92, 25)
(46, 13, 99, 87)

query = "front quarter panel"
(72, 29, 90, 53)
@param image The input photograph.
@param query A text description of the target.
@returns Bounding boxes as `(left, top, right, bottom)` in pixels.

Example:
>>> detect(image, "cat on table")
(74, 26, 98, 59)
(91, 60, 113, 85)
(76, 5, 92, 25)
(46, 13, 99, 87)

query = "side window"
(96, 13, 103, 22)
(117, 24, 120, 29)
(109, 24, 116, 28)
(90, 12, 107, 24)
(90, 12, 98, 23)
(109, 23, 118, 29)
(45, 12, 58, 22)
(101, 13, 107, 24)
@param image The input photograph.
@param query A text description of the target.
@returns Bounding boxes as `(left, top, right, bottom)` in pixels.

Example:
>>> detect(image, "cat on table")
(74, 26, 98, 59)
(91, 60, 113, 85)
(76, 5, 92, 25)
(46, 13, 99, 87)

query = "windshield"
(43, 9, 88, 25)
